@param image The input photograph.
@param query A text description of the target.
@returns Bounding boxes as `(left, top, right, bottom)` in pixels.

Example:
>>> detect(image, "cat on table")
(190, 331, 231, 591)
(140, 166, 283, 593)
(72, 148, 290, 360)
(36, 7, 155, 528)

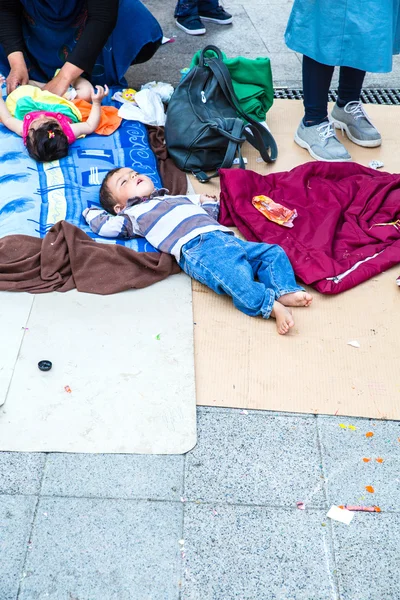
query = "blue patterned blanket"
(0, 87, 160, 252)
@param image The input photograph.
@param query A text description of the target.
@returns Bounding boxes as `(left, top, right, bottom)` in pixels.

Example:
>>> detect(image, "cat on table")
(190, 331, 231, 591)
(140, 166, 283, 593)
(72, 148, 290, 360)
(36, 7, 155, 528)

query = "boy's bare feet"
(270, 301, 295, 335)
(279, 291, 313, 307)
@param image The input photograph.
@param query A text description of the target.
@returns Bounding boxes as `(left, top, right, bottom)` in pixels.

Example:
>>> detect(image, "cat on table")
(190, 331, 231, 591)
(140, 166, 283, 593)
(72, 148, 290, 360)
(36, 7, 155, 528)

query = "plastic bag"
(117, 88, 166, 126)
(252, 195, 297, 228)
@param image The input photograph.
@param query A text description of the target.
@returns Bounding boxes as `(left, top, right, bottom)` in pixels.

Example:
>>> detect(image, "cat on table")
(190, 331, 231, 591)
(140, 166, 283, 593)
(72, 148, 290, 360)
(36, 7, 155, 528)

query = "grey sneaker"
(294, 120, 352, 162)
(331, 101, 382, 148)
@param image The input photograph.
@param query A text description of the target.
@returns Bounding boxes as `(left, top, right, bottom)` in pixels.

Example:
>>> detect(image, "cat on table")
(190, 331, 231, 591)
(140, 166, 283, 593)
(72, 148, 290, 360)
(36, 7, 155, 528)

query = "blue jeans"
(179, 231, 304, 319)
(175, 0, 219, 18)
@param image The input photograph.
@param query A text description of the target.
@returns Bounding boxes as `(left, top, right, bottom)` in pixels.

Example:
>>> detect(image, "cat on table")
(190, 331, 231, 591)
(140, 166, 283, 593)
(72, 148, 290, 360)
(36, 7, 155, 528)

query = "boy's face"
(108, 168, 155, 213)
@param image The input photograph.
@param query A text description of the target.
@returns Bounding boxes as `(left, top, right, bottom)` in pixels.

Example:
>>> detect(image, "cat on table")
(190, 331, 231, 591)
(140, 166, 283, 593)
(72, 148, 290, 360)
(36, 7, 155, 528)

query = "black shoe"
(198, 6, 233, 24)
(175, 15, 206, 35)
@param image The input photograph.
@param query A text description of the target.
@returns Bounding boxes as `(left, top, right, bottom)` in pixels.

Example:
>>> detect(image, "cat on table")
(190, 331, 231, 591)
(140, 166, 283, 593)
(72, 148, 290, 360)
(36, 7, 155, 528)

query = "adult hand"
(6, 52, 29, 94)
(42, 71, 71, 98)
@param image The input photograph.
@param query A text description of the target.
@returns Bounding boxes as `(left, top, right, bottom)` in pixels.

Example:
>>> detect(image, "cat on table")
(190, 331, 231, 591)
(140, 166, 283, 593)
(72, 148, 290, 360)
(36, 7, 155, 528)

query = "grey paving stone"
(332, 512, 400, 600)
(20, 497, 182, 600)
(0, 452, 46, 495)
(317, 416, 400, 510)
(41, 453, 184, 500)
(128, 1, 267, 89)
(185, 408, 325, 507)
(245, 2, 293, 53)
(269, 51, 302, 87)
(0, 495, 37, 600)
(182, 503, 338, 600)
(364, 70, 400, 88)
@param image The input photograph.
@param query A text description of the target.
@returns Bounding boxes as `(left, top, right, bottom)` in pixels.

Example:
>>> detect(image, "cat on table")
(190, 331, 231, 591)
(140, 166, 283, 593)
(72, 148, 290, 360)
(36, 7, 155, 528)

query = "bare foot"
(279, 291, 313, 308)
(270, 301, 295, 335)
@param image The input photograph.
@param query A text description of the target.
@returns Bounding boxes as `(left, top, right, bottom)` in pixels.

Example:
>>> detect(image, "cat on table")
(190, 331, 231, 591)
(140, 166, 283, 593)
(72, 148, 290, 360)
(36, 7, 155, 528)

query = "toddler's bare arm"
(0, 96, 23, 136)
(70, 84, 109, 137)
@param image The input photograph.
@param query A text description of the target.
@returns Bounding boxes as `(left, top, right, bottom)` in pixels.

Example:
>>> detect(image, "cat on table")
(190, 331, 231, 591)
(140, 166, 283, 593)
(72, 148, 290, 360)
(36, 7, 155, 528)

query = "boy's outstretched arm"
(70, 84, 109, 137)
(199, 193, 220, 220)
(83, 206, 135, 239)
(0, 96, 23, 136)
(184, 193, 220, 220)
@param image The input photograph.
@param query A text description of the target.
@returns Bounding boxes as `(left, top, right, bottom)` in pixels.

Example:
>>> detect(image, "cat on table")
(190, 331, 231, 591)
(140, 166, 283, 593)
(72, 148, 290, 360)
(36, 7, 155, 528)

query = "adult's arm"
(44, 0, 119, 97)
(0, 0, 30, 93)
(0, 0, 24, 57)
(68, 0, 119, 74)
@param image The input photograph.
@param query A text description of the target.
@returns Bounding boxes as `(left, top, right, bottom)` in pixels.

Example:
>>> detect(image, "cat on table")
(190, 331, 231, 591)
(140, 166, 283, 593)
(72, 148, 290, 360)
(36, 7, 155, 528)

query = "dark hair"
(99, 167, 122, 215)
(26, 121, 69, 163)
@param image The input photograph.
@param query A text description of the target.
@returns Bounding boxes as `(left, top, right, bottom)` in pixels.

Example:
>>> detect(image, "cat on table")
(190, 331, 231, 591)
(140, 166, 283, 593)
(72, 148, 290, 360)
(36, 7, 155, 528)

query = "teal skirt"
(285, 0, 400, 72)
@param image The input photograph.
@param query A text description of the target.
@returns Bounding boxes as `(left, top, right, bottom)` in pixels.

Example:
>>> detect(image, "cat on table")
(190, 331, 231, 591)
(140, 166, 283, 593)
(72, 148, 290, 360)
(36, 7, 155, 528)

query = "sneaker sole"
(175, 20, 206, 35)
(199, 16, 233, 24)
(294, 132, 352, 162)
(332, 120, 382, 148)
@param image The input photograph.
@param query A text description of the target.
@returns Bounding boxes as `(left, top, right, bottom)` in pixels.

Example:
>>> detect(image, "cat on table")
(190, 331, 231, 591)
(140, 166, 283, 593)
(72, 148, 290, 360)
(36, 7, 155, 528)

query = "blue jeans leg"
(175, 0, 219, 18)
(179, 231, 279, 319)
(235, 238, 304, 299)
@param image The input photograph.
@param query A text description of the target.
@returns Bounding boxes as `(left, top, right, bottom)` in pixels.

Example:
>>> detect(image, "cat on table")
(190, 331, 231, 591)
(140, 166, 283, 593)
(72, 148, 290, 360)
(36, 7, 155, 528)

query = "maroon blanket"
(219, 163, 400, 294)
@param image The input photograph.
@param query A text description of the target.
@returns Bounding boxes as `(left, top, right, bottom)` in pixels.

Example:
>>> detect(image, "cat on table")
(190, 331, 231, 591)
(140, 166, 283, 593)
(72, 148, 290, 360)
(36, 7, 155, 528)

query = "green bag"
(190, 50, 274, 122)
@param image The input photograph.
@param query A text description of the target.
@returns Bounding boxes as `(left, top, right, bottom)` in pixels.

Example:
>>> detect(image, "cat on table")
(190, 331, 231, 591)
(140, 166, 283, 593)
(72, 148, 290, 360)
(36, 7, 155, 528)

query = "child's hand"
(200, 194, 218, 204)
(91, 84, 109, 104)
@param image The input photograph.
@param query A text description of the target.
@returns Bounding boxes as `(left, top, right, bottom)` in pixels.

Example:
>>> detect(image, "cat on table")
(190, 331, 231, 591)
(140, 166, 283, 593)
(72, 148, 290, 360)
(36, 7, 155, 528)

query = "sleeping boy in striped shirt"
(83, 168, 313, 334)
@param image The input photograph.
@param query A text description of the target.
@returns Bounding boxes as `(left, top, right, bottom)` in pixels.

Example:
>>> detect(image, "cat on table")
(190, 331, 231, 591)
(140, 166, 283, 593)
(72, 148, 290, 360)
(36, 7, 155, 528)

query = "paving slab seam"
(16, 452, 47, 600)
(35, 493, 324, 508)
(177, 451, 188, 600)
(242, 4, 272, 54)
(5, 493, 399, 513)
(315, 419, 345, 600)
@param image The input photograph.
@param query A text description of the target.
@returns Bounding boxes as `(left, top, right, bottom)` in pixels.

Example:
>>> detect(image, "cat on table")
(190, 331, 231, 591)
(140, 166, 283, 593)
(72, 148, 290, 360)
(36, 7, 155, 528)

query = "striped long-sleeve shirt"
(83, 189, 232, 260)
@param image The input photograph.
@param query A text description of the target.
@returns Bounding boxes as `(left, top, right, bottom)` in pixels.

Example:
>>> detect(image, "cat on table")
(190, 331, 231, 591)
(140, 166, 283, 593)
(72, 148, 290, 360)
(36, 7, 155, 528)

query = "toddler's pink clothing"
(22, 111, 76, 145)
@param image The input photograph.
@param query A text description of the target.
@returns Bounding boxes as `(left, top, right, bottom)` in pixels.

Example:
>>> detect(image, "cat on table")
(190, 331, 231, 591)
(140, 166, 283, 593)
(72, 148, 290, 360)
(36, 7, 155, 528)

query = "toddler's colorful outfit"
(6, 84, 121, 141)
(6, 84, 81, 144)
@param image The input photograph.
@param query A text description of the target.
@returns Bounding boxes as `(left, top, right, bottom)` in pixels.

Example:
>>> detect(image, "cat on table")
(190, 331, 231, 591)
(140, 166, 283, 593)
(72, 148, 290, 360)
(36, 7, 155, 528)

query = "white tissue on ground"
(117, 88, 166, 126)
(141, 81, 174, 103)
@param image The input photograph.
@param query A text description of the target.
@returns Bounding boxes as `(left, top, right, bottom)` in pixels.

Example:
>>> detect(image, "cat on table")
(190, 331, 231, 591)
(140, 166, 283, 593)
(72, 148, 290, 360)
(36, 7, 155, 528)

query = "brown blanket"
(0, 220, 180, 294)
(147, 125, 187, 196)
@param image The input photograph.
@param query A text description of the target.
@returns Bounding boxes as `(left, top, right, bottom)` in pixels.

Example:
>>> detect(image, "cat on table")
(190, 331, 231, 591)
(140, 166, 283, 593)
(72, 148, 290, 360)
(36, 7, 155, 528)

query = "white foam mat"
(0, 274, 197, 454)
(0, 292, 34, 407)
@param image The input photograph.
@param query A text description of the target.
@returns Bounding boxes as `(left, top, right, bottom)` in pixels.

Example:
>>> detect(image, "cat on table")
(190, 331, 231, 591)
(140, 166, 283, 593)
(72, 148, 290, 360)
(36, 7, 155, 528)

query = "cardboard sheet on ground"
(0, 275, 197, 454)
(191, 100, 400, 419)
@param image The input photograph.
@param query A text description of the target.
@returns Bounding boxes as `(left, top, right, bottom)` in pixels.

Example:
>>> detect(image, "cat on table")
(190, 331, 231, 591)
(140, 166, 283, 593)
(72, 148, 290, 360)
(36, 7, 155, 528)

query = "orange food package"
(252, 195, 298, 228)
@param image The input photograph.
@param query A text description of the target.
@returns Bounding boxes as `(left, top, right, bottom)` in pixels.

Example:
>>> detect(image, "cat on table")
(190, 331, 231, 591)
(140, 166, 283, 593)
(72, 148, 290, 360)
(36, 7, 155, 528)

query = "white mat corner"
(0, 274, 197, 454)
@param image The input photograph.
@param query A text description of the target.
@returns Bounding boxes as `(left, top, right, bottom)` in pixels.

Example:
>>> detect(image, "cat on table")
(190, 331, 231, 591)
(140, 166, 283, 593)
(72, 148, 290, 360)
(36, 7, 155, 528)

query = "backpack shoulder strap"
(206, 56, 278, 163)
(193, 117, 246, 182)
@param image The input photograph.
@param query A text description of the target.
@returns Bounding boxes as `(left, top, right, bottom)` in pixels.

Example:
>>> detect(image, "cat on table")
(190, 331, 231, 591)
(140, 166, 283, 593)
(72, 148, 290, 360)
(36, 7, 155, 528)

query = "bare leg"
(279, 291, 313, 307)
(71, 77, 94, 102)
(28, 79, 46, 89)
(270, 301, 295, 335)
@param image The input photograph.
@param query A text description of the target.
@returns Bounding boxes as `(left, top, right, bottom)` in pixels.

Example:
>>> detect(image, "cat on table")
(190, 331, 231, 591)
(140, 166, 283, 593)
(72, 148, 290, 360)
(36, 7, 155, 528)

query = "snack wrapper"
(252, 195, 298, 228)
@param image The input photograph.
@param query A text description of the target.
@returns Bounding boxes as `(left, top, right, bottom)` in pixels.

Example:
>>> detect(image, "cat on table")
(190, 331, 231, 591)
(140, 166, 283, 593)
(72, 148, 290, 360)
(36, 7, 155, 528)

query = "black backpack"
(165, 45, 278, 183)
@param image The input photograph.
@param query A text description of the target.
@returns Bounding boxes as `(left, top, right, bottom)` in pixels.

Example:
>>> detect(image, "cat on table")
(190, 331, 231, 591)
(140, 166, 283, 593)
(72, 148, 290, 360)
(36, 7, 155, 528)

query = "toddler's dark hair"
(26, 121, 69, 162)
(99, 167, 122, 215)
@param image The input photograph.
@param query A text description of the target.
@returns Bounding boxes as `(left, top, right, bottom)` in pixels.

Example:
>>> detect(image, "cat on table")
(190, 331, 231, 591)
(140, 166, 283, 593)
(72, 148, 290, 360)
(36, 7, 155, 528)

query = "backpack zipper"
(201, 91, 207, 103)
